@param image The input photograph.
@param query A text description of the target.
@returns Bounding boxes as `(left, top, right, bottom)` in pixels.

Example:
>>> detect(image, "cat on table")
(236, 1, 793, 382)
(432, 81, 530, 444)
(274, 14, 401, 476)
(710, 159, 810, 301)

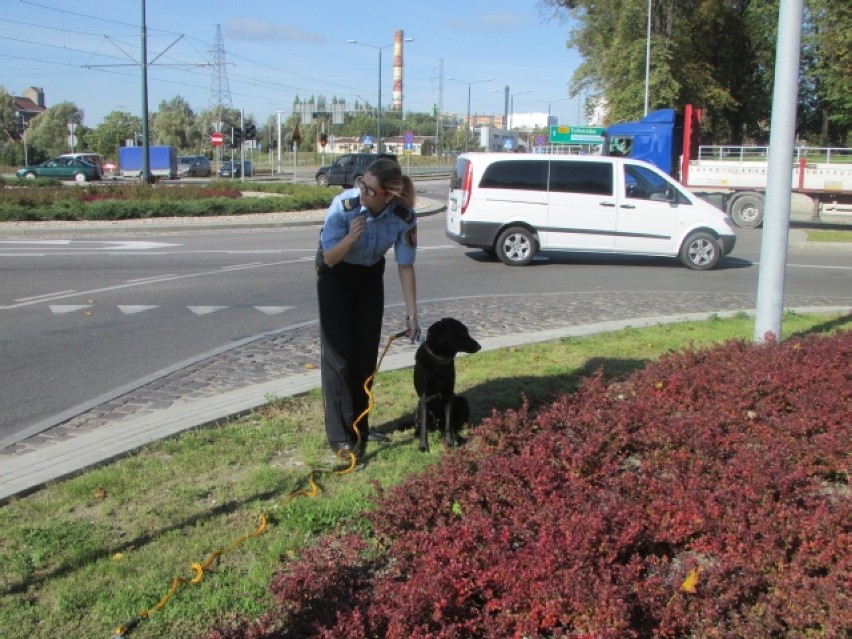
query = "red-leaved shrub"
(202, 331, 850, 639)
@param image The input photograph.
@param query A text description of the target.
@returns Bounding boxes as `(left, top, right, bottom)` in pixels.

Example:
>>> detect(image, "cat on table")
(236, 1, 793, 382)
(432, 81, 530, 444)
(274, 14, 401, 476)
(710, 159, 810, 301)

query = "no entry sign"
(211, 132, 224, 147)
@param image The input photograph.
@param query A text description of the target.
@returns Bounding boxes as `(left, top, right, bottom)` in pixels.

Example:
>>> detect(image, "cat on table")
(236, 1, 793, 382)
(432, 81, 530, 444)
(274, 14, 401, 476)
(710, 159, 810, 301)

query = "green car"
(16, 157, 102, 182)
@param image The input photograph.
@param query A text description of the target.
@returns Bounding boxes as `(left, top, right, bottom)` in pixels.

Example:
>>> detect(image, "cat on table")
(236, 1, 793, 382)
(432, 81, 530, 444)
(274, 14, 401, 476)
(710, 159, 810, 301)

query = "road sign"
(211, 132, 224, 147)
(549, 125, 605, 144)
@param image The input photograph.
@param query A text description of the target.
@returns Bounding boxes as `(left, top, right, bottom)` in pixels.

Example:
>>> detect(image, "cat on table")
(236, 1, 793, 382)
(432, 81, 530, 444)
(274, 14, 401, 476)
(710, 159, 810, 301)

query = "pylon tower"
(208, 24, 233, 131)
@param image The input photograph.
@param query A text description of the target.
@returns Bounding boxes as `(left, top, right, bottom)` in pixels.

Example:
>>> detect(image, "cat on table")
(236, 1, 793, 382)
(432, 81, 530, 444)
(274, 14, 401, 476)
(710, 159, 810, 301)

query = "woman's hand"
(406, 315, 420, 341)
(348, 215, 367, 241)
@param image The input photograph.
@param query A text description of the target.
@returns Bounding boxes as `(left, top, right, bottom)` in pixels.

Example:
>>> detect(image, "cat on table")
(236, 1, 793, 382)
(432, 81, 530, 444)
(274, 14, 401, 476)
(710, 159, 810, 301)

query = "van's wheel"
(496, 227, 536, 266)
(680, 231, 721, 270)
(316, 174, 329, 187)
(729, 194, 764, 228)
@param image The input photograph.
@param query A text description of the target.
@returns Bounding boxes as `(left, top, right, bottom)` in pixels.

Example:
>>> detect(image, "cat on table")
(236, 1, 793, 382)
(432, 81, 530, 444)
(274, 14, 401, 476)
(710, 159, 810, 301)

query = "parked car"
(16, 157, 102, 182)
(446, 153, 737, 270)
(217, 160, 254, 178)
(315, 152, 396, 187)
(178, 155, 212, 177)
(59, 152, 105, 178)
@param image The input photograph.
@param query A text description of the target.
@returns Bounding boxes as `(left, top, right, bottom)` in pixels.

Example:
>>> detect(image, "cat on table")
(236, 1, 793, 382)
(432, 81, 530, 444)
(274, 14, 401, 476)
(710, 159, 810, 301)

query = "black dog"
(413, 318, 481, 452)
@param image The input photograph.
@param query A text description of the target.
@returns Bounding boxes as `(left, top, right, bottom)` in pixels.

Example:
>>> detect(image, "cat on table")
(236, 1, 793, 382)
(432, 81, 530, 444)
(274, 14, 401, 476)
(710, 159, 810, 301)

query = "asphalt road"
(0, 196, 850, 447)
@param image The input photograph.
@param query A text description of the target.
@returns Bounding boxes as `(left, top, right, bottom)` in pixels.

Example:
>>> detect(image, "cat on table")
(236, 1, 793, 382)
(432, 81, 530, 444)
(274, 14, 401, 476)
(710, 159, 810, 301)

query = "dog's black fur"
(413, 318, 481, 452)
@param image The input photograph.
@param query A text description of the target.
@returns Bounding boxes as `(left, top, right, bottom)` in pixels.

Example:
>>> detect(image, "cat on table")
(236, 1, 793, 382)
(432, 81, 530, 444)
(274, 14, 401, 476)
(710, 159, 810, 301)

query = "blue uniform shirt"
(320, 188, 417, 266)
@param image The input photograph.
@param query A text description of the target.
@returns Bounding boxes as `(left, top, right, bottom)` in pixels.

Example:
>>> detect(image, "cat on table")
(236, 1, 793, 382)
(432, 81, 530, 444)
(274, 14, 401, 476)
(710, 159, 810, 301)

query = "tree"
(543, 0, 849, 145)
(0, 86, 23, 165)
(86, 111, 143, 160)
(802, 0, 851, 145)
(24, 101, 85, 161)
(153, 96, 197, 150)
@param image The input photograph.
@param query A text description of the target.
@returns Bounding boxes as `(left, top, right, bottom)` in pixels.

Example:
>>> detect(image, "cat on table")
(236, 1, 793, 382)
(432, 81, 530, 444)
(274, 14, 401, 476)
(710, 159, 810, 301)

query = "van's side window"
(624, 164, 680, 201)
(549, 161, 613, 195)
(480, 160, 547, 191)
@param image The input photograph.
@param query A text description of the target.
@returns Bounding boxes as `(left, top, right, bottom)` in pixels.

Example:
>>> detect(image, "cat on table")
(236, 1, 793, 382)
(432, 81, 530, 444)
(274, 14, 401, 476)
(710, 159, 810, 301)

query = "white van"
(446, 153, 737, 270)
(59, 152, 104, 178)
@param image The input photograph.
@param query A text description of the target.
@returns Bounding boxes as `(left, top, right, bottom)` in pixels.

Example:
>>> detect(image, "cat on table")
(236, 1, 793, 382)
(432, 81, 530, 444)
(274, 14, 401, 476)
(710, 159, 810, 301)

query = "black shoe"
(330, 441, 356, 457)
(368, 431, 390, 442)
(330, 441, 366, 469)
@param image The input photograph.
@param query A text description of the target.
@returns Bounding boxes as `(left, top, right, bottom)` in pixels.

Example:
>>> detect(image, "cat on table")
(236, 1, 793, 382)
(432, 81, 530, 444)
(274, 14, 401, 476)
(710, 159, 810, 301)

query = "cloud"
(225, 18, 324, 43)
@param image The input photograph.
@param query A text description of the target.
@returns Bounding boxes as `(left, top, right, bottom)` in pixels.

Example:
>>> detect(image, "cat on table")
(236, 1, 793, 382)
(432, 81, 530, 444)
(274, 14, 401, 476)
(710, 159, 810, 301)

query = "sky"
(1, 0, 586, 129)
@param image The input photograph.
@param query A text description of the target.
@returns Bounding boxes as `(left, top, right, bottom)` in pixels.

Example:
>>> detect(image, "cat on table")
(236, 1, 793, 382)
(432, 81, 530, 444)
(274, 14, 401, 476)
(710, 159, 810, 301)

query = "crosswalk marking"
(47, 305, 294, 316)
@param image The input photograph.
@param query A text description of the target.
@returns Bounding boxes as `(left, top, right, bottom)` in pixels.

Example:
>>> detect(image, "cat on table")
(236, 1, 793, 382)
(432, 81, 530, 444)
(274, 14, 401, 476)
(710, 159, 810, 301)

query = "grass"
(804, 228, 852, 242)
(0, 311, 849, 639)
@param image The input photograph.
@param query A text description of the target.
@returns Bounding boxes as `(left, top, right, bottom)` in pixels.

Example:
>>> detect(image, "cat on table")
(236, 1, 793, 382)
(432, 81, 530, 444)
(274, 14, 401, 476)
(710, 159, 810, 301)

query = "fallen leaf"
(680, 566, 700, 594)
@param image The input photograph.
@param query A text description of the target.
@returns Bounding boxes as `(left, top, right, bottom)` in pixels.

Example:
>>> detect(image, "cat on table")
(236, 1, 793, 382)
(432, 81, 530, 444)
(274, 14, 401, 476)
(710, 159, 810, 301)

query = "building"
(14, 87, 47, 129)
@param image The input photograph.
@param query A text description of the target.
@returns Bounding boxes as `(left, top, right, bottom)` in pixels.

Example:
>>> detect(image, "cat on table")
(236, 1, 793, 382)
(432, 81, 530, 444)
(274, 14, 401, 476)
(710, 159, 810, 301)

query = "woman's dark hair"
(367, 157, 416, 208)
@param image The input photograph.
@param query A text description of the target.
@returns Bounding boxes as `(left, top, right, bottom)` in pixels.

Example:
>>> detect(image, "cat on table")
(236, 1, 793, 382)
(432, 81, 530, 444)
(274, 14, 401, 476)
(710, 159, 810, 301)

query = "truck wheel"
(729, 194, 764, 228)
(316, 174, 329, 187)
(496, 227, 536, 266)
(680, 231, 721, 270)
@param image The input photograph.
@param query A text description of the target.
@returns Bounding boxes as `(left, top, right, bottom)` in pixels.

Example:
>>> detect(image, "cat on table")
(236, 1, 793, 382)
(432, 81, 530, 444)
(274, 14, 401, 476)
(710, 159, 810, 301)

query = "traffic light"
(244, 123, 256, 140)
(231, 126, 243, 148)
(320, 133, 328, 148)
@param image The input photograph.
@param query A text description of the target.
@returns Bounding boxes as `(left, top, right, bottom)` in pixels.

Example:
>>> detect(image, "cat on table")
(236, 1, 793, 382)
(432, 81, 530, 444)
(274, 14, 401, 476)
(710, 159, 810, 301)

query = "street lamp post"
(536, 97, 571, 125)
(507, 90, 531, 130)
(347, 37, 414, 153)
(644, 0, 652, 115)
(448, 76, 493, 152)
(15, 112, 28, 166)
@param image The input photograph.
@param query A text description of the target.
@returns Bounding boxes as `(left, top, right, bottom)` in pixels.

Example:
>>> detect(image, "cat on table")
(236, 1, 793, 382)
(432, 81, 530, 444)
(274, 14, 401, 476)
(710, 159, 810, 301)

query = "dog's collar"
(423, 343, 454, 365)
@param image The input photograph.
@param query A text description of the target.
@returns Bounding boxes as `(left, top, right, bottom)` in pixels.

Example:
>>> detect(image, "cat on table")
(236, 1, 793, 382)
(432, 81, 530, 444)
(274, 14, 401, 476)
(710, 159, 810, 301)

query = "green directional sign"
(549, 125, 605, 144)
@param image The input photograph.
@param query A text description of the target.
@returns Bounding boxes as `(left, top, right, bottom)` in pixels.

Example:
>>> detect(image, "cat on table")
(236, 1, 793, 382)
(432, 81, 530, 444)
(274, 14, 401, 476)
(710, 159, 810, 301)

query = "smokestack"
(392, 30, 404, 111)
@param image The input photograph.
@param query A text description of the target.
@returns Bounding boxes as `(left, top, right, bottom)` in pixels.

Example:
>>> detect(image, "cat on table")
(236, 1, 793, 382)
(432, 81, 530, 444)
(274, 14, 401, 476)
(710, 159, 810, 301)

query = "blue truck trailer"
(118, 145, 178, 180)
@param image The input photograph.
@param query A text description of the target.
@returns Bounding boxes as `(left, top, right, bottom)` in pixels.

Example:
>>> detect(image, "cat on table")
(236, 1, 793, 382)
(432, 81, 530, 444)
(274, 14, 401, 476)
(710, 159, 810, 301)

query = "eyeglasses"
(355, 176, 382, 197)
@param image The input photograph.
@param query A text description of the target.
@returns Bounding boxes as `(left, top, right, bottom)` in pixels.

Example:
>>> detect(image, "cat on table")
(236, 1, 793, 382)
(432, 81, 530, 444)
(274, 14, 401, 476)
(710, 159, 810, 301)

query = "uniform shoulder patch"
(342, 195, 361, 211)
(405, 225, 417, 247)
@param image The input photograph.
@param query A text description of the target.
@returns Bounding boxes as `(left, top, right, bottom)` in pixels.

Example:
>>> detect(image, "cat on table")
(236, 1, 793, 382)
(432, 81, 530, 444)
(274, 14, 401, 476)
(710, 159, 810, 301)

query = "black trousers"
(317, 257, 385, 446)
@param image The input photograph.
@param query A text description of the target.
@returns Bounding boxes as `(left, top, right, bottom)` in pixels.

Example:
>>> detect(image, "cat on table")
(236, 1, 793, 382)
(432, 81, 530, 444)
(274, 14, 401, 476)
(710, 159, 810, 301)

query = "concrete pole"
(754, 0, 804, 342)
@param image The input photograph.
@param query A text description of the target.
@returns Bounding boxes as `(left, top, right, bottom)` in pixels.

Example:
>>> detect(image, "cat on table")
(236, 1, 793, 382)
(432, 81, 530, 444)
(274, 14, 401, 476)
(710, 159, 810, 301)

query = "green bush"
(0, 181, 334, 221)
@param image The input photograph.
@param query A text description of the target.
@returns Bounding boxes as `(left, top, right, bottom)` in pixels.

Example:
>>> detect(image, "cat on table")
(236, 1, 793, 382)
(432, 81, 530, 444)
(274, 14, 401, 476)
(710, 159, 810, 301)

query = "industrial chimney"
(392, 30, 404, 111)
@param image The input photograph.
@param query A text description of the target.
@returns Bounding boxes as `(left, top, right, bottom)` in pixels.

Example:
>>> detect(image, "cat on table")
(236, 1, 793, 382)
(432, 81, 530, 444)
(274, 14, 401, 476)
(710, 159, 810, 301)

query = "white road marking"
(50, 304, 94, 314)
(118, 305, 159, 315)
(188, 306, 228, 315)
(0, 240, 179, 250)
(254, 306, 293, 315)
(15, 291, 77, 302)
(126, 275, 178, 283)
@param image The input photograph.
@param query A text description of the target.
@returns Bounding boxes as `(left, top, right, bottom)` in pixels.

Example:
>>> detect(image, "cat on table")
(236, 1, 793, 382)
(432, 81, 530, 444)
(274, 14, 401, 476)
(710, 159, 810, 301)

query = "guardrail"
(403, 165, 454, 180)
